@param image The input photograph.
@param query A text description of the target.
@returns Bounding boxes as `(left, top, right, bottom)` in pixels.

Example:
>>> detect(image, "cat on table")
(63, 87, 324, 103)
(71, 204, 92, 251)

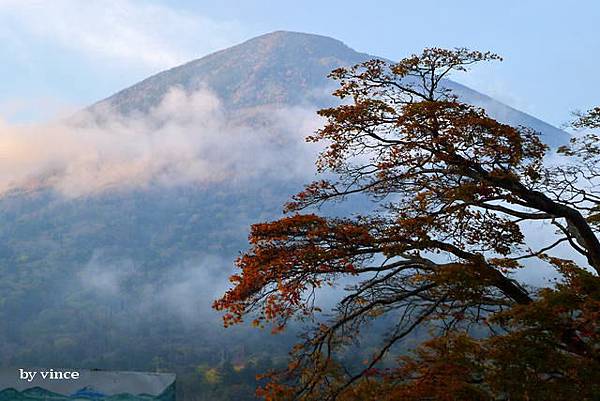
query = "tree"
(214, 48, 600, 400)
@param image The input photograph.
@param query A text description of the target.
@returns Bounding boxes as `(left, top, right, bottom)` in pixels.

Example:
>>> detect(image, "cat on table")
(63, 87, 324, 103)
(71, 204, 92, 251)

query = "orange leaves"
(481, 270, 600, 398)
(493, 261, 600, 347)
(301, 62, 545, 261)
(213, 214, 377, 329)
(285, 181, 334, 212)
(255, 382, 295, 401)
(385, 333, 489, 401)
(573, 106, 600, 129)
(488, 257, 522, 272)
(393, 48, 502, 76)
(247, 213, 328, 242)
(394, 100, 534, 170)
(215, 45, 600, 400)
(389, 318, 600, 401)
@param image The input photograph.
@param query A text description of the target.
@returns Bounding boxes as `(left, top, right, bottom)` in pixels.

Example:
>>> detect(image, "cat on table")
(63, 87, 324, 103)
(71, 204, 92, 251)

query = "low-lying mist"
(78, 251, 232, 324)
(0, 87, 322, 197)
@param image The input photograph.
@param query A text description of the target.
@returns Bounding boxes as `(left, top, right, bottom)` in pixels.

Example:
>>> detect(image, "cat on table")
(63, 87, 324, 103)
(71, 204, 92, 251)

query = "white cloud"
(0, 0, 244, 70)
(0, 87, 322, 197)
(78, 252, 236, 322)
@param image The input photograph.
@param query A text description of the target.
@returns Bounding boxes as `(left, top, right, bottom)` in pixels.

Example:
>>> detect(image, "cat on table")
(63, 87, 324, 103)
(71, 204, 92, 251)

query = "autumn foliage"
(214, 48, 600, 400)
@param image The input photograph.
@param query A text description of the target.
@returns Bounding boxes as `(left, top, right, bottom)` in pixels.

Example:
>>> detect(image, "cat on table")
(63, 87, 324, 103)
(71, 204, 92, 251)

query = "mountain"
(71, 386, 106, 399)
(0, 31, 570, 401)
(0, 388, 26, 401)
(22, 387, 66, 399)
(93, 31, 567, 146)
(0, 387, 165, 401)
(92, 31, 370, 114)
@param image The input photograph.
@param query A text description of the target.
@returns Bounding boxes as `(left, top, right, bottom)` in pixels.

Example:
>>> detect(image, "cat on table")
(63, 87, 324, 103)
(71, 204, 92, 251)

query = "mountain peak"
(94, 31, 372, 114)
(92, 31, 567, 146)
(241, 30, 355, 50)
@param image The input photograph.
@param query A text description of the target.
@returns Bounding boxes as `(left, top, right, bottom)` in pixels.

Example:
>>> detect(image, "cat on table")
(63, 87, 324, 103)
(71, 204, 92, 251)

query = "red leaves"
(363, 368, 380, 377)
(384, 334, 489, 401)
(573, 106, 600, 129)
(488, 257, 522, 272)
(214, 46, 600, 400)
(213, 214, 376, 328)
(284, 180, 334, 212)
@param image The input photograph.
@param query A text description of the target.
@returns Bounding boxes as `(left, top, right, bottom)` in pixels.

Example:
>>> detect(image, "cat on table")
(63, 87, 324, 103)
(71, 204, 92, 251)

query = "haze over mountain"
(0, 31, 570, 401)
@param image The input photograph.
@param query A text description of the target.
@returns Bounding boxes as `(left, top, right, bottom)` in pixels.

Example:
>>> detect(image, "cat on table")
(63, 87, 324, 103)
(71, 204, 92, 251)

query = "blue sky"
(0, 0, 598, 125)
